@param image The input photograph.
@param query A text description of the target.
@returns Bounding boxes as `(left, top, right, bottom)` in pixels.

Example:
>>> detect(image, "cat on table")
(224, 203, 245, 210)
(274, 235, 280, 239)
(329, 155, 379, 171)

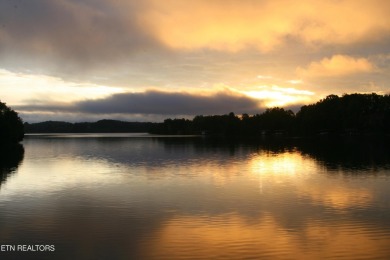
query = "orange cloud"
(296, 55, 376, 77)
(142, 0, 288, 51)
(142, 0, 390, 51)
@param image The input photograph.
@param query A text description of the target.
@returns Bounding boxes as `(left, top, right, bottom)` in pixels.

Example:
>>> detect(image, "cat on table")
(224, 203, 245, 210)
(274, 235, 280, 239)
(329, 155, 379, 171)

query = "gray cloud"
(0, 0, 159, 76)
(15, 90, 262, 117)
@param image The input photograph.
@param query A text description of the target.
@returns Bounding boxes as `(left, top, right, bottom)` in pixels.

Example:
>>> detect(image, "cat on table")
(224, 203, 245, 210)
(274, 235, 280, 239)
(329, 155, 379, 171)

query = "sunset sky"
(1, 0, 389, 122)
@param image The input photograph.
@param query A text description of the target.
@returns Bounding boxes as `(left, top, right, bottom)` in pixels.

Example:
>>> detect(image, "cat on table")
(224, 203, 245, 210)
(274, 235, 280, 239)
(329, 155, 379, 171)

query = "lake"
(1, 134, 390, 259)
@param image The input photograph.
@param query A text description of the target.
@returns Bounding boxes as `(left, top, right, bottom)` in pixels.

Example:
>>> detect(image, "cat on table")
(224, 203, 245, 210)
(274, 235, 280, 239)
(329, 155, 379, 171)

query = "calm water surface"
(1, 134, 390, 259)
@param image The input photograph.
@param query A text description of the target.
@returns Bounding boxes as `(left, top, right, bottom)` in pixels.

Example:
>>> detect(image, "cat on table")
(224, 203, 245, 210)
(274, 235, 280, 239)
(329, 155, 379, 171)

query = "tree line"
(150, 93, 390, 136)
(4, 93, 390, 139)
(24, 119, 153, 133)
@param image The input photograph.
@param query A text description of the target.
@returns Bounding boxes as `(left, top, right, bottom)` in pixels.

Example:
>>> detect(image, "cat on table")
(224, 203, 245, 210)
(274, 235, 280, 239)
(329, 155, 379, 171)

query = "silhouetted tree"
(0, 101, 24, 143)
(257, 107, 295, 134)
(296, 93, 390, 135)
(149, 118, 192, 134)
(191, 113, 241, 135)
(296, 95, 342, 135)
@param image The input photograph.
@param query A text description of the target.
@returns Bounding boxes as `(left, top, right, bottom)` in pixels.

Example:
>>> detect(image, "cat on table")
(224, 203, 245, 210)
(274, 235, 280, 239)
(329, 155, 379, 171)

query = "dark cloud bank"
(16, 90, 262, 117)
(0, 0, 158, 75)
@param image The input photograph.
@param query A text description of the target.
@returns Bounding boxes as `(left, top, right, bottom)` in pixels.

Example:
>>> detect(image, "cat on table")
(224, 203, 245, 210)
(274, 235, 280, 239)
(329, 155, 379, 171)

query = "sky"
(0, 0, 389, 122)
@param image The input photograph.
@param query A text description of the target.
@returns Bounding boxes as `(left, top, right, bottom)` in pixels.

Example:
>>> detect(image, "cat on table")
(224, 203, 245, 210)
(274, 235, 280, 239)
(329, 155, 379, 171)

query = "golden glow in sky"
(244, 85, 314, 107)
(144, 0, 390, 51)
(0, 0, 389, 121)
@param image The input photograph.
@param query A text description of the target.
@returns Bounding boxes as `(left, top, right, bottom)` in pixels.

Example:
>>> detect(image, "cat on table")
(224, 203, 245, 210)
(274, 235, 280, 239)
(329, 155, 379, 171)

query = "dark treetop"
(0, 101, 24, 143)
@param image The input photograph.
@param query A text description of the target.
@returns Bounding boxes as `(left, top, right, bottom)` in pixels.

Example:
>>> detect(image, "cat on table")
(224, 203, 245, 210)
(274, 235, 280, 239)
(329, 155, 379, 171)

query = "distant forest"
(25, 93, 390, 136)
(24, 120, 153, 133)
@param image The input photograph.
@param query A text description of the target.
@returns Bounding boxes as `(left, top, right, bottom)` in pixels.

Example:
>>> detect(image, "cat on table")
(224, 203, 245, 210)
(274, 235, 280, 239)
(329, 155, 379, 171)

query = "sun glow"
(243, 85, 314, 107)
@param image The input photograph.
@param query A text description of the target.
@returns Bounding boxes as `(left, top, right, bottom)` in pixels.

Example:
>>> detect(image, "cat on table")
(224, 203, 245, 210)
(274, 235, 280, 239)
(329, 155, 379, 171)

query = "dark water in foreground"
(1, 134, 390, 259)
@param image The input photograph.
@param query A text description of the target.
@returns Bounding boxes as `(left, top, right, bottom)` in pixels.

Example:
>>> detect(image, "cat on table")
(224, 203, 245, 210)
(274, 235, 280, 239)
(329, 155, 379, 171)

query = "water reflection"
(22, 134, 390, 173)
(296, 136, 390, 172)
(0, 144, 24, 188)
(1, 135, 390, 259)
(144, 213, 390, 260)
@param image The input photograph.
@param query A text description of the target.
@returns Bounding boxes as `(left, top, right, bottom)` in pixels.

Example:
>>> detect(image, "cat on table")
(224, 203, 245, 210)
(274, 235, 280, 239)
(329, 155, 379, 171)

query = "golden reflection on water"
(249, 151, 318, 177)
(138, 151, 388, 259)
(299, 184, 373, 210)
(143, 213, 390, 260)
(249, 151, 374, 209)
